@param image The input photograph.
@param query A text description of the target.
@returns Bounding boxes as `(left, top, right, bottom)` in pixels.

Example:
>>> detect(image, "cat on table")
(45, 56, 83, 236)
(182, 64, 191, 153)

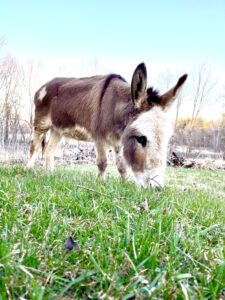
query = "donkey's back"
(33, 74, 127, 135)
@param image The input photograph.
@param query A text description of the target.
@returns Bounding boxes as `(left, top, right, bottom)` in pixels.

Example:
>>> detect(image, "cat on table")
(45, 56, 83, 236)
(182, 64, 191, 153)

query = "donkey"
(27, 63, 187, 188)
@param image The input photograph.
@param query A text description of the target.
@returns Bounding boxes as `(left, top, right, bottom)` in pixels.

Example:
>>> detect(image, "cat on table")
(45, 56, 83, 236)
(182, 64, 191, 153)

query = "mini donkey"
(27, 63, 187, 188)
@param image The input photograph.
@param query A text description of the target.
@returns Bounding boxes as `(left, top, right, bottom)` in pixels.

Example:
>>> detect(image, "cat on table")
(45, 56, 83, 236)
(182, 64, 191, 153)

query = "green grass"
(0, 164, 224, 299)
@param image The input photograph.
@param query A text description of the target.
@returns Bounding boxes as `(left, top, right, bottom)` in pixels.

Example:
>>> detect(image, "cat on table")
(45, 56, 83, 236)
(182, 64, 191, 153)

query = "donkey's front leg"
(114, 146, 128, 180)
(44, 130, 62, 171)
(96, 141, 107, 180)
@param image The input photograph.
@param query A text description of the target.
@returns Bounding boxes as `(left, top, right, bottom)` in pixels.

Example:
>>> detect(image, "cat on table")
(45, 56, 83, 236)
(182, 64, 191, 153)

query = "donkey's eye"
(135, 136, 147, 147)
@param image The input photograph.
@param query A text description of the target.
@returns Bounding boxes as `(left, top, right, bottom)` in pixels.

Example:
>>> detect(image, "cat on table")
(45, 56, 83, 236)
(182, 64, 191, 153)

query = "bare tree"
(0, 54, 23, 145)
(22, 61, 42, 127)
(184, 64, 218, 153)
(0, 36, 7, 62)
(190, 64, 217, 125)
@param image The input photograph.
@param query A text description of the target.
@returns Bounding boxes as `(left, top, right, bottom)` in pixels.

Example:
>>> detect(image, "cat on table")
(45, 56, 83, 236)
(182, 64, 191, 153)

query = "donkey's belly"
(60, 125, 93, 142)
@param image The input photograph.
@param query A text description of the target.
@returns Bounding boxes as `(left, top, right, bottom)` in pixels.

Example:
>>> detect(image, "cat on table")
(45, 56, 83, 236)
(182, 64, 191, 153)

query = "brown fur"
(122, 128, 146, 172)
(34, 75, 131, 138)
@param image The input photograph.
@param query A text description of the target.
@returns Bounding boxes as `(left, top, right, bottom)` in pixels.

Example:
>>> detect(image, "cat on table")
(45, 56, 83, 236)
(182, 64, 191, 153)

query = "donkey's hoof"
(98, 173, 106, 183)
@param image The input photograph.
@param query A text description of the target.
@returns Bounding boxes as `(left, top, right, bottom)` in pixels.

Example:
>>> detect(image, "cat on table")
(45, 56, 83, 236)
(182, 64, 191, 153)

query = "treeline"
(173, 117, 225, 158)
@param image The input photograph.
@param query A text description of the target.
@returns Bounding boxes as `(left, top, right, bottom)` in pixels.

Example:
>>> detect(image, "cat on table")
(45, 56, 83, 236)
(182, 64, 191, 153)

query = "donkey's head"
(122, 63, 187, 188)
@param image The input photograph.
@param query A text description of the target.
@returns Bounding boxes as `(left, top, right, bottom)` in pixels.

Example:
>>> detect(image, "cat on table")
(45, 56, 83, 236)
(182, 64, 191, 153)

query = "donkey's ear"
(131, 63, 147, 109)
(160, 74, 188, 110)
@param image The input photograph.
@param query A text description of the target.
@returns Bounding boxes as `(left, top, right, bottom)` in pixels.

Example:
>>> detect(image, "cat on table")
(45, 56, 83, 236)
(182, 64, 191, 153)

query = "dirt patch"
(168, 152, 225, 170)
(1, 141, 225, 170)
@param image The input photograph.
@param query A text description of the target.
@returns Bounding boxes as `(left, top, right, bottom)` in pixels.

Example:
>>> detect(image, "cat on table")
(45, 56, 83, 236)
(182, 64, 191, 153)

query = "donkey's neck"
(114, 99, 135, 137)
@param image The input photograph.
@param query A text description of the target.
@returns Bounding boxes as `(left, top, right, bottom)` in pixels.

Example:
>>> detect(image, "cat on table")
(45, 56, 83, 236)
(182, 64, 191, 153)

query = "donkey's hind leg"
(44, 130, 62, 171)
(27, 130, 46, 168)
(96, 141, 107, 180)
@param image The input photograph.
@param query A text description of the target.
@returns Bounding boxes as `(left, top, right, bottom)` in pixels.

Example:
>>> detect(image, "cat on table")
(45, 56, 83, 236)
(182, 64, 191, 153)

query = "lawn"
(0, 164, 224, 299)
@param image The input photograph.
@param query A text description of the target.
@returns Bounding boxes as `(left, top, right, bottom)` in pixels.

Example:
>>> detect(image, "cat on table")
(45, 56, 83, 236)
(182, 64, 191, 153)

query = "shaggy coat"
(28, 63, 187, 188)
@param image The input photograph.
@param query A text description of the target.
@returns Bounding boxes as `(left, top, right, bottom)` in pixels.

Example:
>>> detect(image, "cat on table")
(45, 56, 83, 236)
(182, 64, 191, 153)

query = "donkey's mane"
(147, 87, 160, 105)
(99, 74, 126, 105)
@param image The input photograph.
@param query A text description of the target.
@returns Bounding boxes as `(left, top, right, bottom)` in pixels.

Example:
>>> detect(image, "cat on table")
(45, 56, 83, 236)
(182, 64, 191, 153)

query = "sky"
(1, 0, 225, 118)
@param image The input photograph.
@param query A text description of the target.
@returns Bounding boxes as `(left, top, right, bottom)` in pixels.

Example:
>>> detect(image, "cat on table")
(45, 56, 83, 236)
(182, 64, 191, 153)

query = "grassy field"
(0, 164, 224, 299)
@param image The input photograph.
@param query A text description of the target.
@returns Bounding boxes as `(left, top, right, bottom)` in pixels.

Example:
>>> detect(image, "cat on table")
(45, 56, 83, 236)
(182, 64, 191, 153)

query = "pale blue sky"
(1, 0, 225, 69)
(1, 0, 225, 120)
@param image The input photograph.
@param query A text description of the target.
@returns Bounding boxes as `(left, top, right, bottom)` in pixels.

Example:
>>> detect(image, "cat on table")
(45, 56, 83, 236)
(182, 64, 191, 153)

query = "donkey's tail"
(41, 135, 46, 158)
